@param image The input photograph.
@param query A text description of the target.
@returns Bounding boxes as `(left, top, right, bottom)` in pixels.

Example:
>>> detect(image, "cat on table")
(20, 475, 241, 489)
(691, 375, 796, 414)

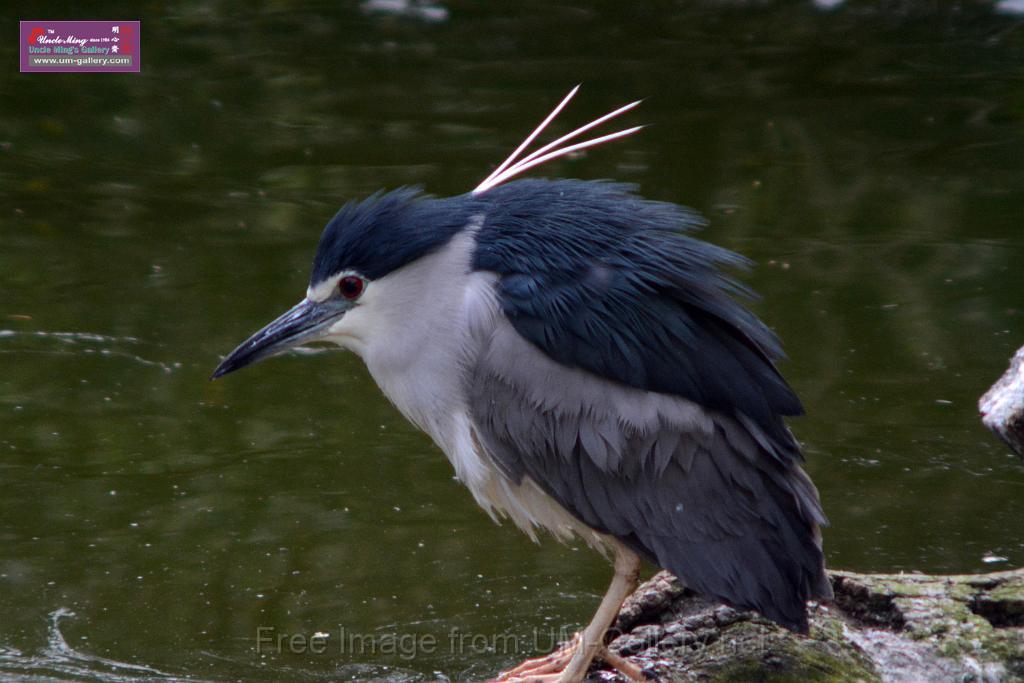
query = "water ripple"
(0, 330, 179, 373)
(0, 609, 193, 682)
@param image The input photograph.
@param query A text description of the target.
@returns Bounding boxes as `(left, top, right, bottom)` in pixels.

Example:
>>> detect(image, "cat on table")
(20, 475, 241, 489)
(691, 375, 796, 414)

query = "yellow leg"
(559, 548, 642, 682)
(490, 547, 644, 683)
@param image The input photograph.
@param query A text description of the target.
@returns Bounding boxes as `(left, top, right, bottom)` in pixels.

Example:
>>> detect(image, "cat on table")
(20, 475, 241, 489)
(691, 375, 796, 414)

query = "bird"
(211, 87, 831, 683)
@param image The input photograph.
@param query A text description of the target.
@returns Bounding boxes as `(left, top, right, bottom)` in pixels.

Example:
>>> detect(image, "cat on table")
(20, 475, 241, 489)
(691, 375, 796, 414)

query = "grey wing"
(467, 317, 832, 633)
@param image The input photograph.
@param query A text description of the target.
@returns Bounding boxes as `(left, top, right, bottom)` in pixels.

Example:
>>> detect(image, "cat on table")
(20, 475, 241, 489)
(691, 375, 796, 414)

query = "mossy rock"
(584, 568, 1024, 682)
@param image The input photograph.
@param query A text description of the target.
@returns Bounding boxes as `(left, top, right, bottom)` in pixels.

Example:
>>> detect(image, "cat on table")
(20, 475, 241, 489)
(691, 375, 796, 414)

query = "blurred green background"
(2, 1, 1023, 680)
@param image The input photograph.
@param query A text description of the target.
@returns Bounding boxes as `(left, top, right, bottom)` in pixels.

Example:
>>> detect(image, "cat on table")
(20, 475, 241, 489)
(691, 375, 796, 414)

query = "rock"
(587, 568, 1024, 682)
(980, 345, 1024, 458)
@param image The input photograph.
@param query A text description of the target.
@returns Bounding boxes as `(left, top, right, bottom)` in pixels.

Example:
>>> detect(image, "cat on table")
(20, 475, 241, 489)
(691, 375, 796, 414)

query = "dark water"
(2, 1, 1023, 680)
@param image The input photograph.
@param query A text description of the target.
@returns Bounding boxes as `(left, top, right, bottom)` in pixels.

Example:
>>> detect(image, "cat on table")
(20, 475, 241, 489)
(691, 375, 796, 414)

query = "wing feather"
(468, 316, 831, 633)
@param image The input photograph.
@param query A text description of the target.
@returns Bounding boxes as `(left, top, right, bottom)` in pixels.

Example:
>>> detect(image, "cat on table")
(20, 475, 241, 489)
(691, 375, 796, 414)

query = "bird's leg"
(558, 548, 642, 682)
(490, 547, 644, 683)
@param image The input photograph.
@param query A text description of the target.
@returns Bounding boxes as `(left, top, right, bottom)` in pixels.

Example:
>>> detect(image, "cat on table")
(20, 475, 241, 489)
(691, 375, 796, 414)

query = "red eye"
(338, 275, 364, 300)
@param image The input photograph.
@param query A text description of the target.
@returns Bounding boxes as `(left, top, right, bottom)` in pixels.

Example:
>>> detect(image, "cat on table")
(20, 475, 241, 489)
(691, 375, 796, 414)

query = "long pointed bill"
(211, 298, 347, 380)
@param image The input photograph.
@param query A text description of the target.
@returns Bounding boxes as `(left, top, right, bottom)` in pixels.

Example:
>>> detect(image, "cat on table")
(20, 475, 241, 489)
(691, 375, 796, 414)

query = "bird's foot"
(488, 633, 645, 683)
(489, 634, 580, 682)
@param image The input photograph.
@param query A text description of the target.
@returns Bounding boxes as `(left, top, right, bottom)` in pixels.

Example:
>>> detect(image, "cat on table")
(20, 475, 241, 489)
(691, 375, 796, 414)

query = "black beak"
(211, 298, 347, 380)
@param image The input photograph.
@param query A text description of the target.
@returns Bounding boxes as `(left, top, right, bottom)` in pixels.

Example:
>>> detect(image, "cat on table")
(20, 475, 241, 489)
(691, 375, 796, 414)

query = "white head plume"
(472, 86, 643, 194)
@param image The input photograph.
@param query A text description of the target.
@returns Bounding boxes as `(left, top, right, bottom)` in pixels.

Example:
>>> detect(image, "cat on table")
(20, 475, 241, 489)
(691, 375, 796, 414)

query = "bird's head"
(211, 187, 473, 380)
(212, 86, 643, 381)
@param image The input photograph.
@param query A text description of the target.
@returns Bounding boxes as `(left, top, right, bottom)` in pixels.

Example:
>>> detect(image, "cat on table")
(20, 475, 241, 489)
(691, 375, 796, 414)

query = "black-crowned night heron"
(212, 88, 831, 682)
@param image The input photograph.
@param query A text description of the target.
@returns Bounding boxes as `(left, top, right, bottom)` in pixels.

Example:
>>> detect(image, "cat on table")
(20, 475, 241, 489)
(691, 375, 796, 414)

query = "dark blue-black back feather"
(471, 179, 803, 461)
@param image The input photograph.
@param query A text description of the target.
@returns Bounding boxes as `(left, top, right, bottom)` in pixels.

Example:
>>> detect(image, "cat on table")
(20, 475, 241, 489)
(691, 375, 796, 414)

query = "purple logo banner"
(20, 21, 140, 73)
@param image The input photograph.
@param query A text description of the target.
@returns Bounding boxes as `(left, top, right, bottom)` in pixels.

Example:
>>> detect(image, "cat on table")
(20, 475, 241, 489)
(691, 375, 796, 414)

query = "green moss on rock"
(585, 568, 1024, 682)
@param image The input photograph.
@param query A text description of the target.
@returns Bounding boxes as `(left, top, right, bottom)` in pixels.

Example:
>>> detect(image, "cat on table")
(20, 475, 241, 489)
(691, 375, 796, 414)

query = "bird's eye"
(338, 275, 365, 300)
